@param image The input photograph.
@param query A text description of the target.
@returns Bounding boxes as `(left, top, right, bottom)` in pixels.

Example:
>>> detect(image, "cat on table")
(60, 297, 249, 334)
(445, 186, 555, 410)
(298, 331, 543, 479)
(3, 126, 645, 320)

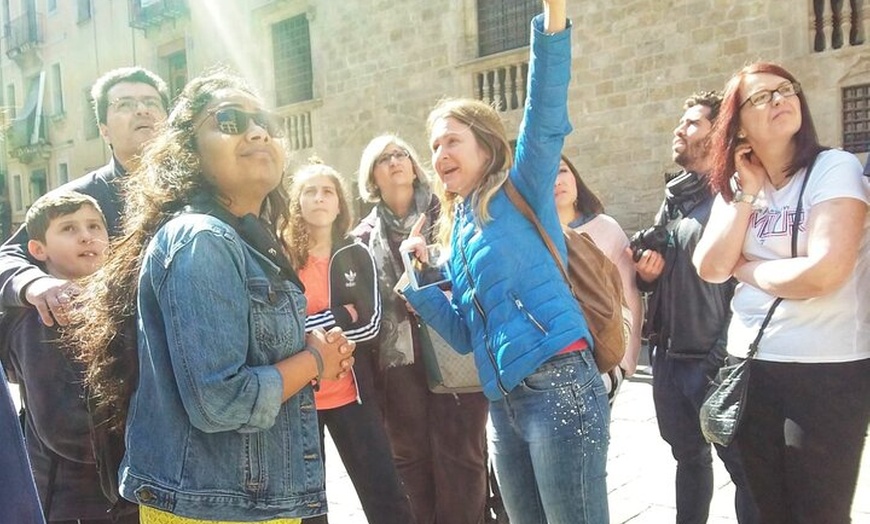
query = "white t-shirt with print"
(727, 149, 870, 363)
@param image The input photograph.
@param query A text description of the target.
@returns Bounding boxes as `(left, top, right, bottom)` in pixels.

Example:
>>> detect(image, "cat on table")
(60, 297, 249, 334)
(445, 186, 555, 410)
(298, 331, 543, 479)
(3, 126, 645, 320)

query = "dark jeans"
(653, 348, 759, 524)
(378, 359, 489, 524)
(736, 358, 870, 524)
(303, 349, 414, 524)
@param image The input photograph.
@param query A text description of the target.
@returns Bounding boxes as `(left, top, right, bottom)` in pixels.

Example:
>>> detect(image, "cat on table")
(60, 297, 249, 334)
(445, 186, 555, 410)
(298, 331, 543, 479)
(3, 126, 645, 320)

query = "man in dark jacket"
(0, 67, 169, 522)
(633, 92, 759, 524)
(0, 67, 170, 325)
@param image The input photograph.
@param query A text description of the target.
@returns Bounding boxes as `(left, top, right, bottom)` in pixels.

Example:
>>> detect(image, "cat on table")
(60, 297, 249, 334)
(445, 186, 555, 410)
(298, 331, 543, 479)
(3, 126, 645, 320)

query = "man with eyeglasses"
(1, 67, 169, 327)
(0, 66, 168, 523)
(632, 91, 759, 524)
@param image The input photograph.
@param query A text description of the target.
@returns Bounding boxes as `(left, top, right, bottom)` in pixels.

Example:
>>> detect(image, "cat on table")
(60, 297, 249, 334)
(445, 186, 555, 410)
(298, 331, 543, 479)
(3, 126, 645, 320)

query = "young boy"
(0, 191, 135, 523)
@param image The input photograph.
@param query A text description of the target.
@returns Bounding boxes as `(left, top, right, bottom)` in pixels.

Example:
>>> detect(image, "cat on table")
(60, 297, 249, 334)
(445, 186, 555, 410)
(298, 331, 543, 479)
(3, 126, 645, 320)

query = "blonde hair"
(285, 160, 354, 269)
(426, 98, 511, 246)
(357, 134, 430, 203)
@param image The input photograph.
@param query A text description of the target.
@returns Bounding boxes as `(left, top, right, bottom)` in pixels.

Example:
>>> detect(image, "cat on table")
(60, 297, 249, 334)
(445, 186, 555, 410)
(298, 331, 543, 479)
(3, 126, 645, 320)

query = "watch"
(733, 190, 758, 206)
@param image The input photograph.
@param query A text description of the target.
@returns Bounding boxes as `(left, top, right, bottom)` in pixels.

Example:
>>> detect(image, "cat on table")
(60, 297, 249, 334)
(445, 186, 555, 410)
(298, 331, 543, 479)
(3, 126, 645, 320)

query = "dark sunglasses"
(203, 107, 286, 138)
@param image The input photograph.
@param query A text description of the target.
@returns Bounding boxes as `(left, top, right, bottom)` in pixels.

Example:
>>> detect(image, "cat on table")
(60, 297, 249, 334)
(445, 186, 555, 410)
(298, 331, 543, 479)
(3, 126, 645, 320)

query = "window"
(47, 0, 57, 13)
(165, 50, 188, 99)
(13, 175, 23, 211)
(84, 89, 100, 140)
(51, 63, 64, 115)
(843, 83, 870, 153)
(30, 169, 47, 203)
(7, 73, 47, 150)
(477, 0, 541, 57)
(78, 0, 91, 23)
(5, 84, 15, 119)
(272, 14, 313, 106)
(57, 162, 69, 186)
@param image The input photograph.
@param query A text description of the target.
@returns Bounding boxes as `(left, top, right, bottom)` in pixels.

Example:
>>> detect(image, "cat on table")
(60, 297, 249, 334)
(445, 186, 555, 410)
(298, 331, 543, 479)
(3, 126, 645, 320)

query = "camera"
(629, 225, 669, 262)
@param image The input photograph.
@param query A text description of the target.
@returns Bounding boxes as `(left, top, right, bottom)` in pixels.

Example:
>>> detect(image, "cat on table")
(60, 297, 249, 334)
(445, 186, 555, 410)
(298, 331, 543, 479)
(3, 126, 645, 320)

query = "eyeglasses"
(376, 149, 410, 166)
(740, 81, 801, 108)
(203, 107, 286, 138)
(109, 96, 165, 114)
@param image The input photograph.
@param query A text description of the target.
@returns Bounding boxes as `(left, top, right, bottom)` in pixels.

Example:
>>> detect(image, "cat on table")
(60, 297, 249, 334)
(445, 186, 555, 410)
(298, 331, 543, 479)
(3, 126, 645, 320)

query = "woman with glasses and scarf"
(694, 61, 870, 523)
(283, 161, 414, 524)
(353, 135, 489, 524)
(68, 70, 355, 524)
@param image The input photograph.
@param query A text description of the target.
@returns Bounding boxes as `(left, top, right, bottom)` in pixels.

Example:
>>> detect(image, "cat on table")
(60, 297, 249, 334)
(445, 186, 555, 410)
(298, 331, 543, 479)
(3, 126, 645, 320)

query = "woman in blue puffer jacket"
(400, 1, 610, 522)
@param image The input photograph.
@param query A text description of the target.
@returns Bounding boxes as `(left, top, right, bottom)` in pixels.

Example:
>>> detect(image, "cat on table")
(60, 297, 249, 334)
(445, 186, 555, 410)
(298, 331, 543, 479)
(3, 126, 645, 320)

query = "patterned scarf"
(365, 186, 433, 369)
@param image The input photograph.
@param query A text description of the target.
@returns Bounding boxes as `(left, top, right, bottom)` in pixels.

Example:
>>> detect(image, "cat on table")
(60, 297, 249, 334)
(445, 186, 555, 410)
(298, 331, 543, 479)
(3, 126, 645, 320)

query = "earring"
(737, 131, 746, 139)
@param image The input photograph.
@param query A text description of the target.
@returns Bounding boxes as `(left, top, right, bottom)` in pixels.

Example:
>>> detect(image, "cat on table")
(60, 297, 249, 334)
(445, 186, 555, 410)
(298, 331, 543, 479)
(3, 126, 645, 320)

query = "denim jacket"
(120, 212, 326, 521)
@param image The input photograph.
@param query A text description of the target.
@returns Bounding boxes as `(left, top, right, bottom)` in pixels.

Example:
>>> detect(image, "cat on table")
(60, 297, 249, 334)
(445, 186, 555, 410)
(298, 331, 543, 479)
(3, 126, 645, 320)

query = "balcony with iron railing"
(3, 12, 43, 60)
(128, 0, 188, 30)
(6, 114, 51, 164)
(813, 0, 867, 51)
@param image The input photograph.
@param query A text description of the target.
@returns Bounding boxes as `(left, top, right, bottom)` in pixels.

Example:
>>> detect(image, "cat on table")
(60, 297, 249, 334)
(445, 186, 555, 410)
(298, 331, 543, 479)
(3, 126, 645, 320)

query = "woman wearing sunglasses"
(283, 161, 414, 524)
(399, 2, 612, 522)
(354, 134, 490, 524)
(694, 62, 870, 522)
(69, 70, 355, 523)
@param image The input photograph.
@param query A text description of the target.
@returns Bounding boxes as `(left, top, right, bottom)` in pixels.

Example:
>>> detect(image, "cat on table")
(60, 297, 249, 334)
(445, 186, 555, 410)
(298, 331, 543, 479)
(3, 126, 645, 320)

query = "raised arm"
(543, 0, 567, 33)
(694, 141, 767, 283)
(693, 194, 754, 283)
(511, 2, 572, 211)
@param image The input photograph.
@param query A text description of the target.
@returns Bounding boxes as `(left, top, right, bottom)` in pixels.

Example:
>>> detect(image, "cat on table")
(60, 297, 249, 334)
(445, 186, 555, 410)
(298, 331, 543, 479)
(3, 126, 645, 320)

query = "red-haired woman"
(693, 62, 870, 523)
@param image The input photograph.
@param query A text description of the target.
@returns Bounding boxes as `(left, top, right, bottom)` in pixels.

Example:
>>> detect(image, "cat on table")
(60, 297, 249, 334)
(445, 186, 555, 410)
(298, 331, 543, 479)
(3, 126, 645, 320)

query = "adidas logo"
(344, 269, 357, 288)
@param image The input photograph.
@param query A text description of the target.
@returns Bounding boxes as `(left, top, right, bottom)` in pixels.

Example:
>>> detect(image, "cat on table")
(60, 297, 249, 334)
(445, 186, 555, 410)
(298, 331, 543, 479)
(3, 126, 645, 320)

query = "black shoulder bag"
(699, 157, 815, 446)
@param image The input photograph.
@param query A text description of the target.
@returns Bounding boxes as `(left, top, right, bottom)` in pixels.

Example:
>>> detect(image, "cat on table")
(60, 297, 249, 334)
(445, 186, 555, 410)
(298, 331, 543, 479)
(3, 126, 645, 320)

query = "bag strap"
(747, 155, 817, 359)
(503, 179, 574, 292)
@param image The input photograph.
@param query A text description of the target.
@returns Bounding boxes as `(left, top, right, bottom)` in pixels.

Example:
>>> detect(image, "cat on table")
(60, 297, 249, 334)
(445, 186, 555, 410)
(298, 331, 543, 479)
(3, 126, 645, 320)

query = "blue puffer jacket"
(404, 15, 591, 401)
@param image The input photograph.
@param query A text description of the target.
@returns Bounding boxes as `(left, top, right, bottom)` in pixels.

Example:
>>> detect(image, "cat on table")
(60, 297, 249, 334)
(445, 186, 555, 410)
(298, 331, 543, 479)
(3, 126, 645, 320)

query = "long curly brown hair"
(65, 70, 291, 432)
(283, 161, 354, 269)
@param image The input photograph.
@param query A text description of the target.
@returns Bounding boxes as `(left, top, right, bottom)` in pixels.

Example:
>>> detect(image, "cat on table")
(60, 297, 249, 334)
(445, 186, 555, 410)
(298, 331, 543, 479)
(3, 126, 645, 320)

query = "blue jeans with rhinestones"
(489, 349, 611, 524)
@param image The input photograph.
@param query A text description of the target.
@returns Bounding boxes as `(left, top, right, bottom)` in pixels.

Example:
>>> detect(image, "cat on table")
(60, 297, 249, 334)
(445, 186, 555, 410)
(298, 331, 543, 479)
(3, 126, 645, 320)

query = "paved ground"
(322, 369, 870, 523)
(8, 369, 867, 523)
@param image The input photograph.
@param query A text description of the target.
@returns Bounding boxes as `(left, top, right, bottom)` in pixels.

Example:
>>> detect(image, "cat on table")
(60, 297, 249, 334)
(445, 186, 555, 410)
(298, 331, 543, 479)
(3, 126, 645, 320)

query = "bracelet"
(303, 345, 324, 391)
(733, 190, 758, 206)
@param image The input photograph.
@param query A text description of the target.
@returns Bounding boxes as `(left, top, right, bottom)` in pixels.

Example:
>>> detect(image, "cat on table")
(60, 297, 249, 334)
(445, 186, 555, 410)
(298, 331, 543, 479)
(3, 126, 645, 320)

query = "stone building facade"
(1, 0, 868, 234)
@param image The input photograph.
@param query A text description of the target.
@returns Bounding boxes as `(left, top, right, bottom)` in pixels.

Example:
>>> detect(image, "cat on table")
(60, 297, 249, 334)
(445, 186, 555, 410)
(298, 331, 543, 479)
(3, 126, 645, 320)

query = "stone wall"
(3, 0, 868, 231)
